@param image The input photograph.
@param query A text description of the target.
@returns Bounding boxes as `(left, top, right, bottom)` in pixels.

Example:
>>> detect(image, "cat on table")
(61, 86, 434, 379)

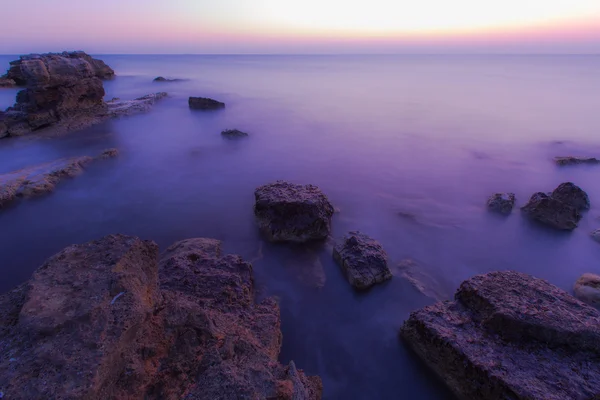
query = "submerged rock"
(189, 96, 225, 110)
(397, 259, 453, 301)
(0, 234, 322, 399)
(574, 273, 600, 307)
(98, 148, 119, 159)
(106, 92, 167, 117)
(554, 156, 600, 166)
(486, 192, 515, 215)
(521, 182, 589, 230)
(401, 271, 600, 400)
(221, 128, 249, 139)
(333, 232, 391, 290)
(254, 181, 334, 242)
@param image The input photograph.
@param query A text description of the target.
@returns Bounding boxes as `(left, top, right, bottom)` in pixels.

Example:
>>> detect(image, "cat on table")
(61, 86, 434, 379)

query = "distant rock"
(486, 192, 515, 215)
(106, 92, 167, 117)
(189, 96, 225, 110)
(554, 156, 600, 166)
(333, 232, 391, 290)
(574, 273, 600, 308)
(401, 270, 600, 400)
(0, 234, 322, 399)
(98, 148, 119, 159)
(221, 128, 249, 139)
(254, 181, 334, 242)
(0, 78, 16, 88)
(153, 76, 181, 82)
(0, 149, 117, 208)
(521, 182, 589, 230)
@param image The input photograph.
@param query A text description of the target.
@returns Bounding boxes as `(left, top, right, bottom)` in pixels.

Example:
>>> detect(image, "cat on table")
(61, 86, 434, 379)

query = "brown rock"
(0, 235, 322, 400)
(401, 271, 600, 400)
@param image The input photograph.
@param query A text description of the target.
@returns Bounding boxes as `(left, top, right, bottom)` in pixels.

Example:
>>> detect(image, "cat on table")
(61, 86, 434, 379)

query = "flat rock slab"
(333, 232, 392, 289)
(189, 96, 225, 110)
(254, 181, 334, 242)
(106, 92, 168, 117)
(521, 182, 589, 230)
(0, 234, 322, 399)
(401, 271, 600, 400)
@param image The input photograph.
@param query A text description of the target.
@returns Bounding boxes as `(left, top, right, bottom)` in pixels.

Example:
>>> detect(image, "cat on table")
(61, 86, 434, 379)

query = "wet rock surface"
(333, 232, 392, 289)
(486, 192, 515, 215)
(189, 96, 225, 110)
(554, 156, 600, 166)
(574, 273, 600, 308)
(221, 128, 249, 138)
(521, 182, 589, 230)
(254, 181, 334, 242)
(0, 234, 322, 400)
(401, 270, 600, 400)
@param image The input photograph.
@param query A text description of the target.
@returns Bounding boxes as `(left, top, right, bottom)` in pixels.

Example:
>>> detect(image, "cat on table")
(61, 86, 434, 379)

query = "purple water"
(1, 54, 600, 399)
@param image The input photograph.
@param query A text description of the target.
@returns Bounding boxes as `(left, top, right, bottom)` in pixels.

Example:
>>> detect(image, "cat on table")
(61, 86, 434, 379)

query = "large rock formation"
(401, 271, 600, 400)
(333, 231, 392, 290)
(521, 182, 589, 230)
(0, 234, 322, 399)
(254, 181, 334, 242)
(486, 192, 515, 215)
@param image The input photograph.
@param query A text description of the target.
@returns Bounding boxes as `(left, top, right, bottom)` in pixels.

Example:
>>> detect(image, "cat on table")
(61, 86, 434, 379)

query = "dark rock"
(401, 270, 600, 400)
(521, 182, 589, 230)
(0, 78, 16, 88)
(551, 182, 590, 211)
(486, 192, 515, 215)
(574, 273, 600, 308)
(0, 234, 322, 399)
(189, 96, 225, 110)
(221, 128, 249, 138)
(98, 148, 119, 159)
(333, 232, 391, 289)
(254, 181, 334, 242)
(153, 76, 181, 82)
(554, 156, 600, 166)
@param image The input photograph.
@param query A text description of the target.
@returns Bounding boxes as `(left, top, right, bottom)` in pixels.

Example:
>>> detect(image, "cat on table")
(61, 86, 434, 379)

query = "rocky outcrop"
(221, 128, 248, 139)
(0, 149, 117, 208)
(0, 78, 16, 88)
(521, 182, 589, 230)
(333, 232, 392, 289)
(106, 92, 168, 117)
(486, 192, 515, 215)
(554, 156, 600, 166)
(401, 271, 600, 400)
(254, 181, 334, 242)
(0, 234, 322, 400)
(189, 97, 225, 110)
(574, 273, 600, 308)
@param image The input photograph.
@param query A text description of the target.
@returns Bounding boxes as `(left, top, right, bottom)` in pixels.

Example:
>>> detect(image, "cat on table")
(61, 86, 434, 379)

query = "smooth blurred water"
(1, 54, 600, 399)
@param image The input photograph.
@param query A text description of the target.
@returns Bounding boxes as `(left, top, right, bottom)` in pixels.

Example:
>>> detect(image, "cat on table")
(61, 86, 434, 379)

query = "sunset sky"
(2, 0, 599, 54)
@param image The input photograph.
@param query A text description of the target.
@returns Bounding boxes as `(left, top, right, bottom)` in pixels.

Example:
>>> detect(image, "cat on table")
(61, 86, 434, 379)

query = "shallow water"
(1, 54, 600, 399)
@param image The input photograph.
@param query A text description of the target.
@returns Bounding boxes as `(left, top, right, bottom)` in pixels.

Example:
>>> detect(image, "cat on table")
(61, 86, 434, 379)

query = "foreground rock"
(333, 232, 392, 290)
(189, 96, 225, 110)
(401, 271, 600, 400)
(486, 192, 515, 215)
(554, 156, 600, 166)
(574, 273, 600, 307)
(0, 150, 116, 208)
(0, 234, 322, 399)
(221, 128, 249, 139)
(106, 92, 168, 117)
(254, 181, 334, 242)
(521, 182, 589, 230)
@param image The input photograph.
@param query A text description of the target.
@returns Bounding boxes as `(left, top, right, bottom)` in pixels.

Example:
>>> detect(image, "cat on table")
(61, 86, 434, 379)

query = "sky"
(1, 0, 599, 54)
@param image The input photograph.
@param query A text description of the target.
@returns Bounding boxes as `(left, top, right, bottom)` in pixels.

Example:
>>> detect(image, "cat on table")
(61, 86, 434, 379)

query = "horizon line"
(1, 52, 599, 57)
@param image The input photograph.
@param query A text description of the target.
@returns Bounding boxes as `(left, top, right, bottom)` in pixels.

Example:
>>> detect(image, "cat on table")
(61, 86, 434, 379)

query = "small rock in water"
(521, 182, 589, 230)
(486, 192, 515, 215)
(574, 273, 600, 307)
(221, 129, 249, 139)
(189, 97, 225, 110)
(98, 148, 119, 159)
(554, 156, 600, 166)
(333, 231, 392, 290)
(153, 76, 181, 82)
(254, 181, 334, 242)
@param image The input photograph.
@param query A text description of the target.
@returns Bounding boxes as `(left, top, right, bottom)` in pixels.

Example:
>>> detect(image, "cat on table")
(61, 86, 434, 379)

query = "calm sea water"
(1, 54, 600, 399)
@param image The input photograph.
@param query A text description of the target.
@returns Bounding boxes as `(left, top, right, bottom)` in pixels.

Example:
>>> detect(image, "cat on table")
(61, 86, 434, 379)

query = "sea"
(1, 54, 599, 399)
